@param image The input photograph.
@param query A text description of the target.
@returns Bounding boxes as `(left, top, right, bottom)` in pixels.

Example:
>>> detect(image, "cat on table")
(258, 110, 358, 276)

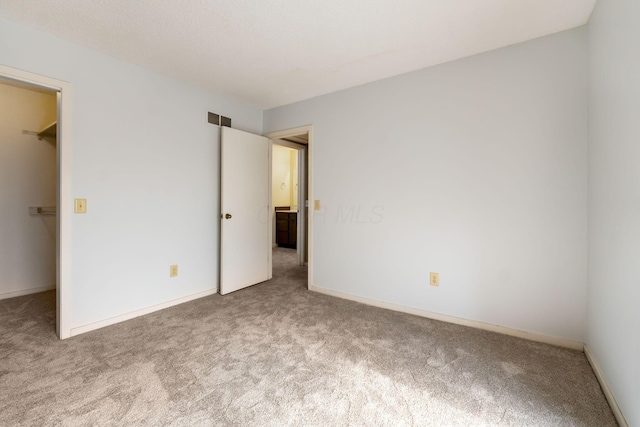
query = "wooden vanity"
(276, 210, 297, 248)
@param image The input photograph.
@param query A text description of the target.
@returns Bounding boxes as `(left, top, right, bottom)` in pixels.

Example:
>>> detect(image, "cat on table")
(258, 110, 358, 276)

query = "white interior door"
(220, 127, 270, 295)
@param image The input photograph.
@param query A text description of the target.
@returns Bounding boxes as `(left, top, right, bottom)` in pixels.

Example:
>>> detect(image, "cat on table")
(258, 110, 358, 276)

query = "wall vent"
(208, 112, 231, 127)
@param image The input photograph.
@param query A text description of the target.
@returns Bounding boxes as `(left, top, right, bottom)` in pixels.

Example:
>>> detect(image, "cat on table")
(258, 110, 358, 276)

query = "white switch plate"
(74, 198, 87, 214)
(430, 272, 439, 286)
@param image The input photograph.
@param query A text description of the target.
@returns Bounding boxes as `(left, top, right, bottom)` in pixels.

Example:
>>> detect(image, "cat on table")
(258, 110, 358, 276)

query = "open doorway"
(0, 78, 57, 334)
(0, 65, 72, 339)
(272, 141, 304, 255)
(266, 126, 313, 289)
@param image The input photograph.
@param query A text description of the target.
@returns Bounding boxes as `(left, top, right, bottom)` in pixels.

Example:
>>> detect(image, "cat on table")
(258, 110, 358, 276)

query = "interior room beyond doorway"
(271, 133, 309, 273)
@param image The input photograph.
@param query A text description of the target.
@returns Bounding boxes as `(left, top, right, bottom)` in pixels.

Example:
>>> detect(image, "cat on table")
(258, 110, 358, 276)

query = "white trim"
(266, 126, 312, 141)
(309, 285, 584, 350)
(296, 147, 307, 266)
(272, 138, 306, 150)
(0, 284, 56, 300)
(0, 65, 73, 340)
(268, 140, 273, 279)
(70, 288, 218, 337)
(265, 125, 314, 288)
(584, 345, 629, 427)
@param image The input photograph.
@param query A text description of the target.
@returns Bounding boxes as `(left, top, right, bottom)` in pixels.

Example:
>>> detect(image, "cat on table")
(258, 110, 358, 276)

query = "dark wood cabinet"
(276, 211, 297, 248)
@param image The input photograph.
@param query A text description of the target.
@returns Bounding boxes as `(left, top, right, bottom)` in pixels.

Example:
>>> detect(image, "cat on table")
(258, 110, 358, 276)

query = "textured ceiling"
(0, 0, 596, 109)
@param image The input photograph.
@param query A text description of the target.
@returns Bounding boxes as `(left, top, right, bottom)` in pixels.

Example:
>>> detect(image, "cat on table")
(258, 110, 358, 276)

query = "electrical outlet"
(170, 264, 178, 277)
(430, 272, 439, 286)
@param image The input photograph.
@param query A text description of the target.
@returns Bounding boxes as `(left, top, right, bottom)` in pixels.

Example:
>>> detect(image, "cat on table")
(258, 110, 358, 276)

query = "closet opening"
(0, 65, 72, 339)
(0, 77, 58, 334)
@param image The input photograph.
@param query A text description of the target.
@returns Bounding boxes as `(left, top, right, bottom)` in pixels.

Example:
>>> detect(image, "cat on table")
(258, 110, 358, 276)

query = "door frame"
(265, 125, 313, 289)
(0, 65, 73, 339)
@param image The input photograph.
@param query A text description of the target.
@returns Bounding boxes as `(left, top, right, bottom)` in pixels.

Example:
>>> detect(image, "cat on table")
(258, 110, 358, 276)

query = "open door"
(220, 127, 270, 295)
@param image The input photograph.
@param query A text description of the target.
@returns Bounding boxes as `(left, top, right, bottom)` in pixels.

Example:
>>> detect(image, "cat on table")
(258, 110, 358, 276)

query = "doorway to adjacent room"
(267, 126, 312, 288)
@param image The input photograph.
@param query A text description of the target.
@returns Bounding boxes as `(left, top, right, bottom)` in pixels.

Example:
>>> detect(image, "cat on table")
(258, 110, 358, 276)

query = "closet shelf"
(37, 121, 57, 139)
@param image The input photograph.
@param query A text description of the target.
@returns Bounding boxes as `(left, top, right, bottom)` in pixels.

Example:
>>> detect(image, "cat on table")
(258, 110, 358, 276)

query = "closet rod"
(29, 206, 56, 216)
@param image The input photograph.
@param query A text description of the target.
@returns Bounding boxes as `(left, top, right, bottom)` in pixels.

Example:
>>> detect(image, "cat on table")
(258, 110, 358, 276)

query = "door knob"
(225, 213, 232, 219)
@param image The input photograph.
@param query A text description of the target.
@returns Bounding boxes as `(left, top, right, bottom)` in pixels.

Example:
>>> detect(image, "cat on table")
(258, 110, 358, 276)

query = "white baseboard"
(0, 284, 56, 300)
(309, 285, 584, 351)
(584, 345, 628, 427)
(70, 288, 218, 337)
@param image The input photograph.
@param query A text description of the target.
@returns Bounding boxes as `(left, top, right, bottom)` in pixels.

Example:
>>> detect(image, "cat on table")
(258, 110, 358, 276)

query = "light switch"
(74, 198, 87, 214)
(314, 200, 321, 210)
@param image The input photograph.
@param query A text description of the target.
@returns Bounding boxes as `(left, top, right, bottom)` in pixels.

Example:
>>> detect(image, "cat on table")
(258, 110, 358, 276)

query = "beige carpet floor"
(0, 248, 616, 426)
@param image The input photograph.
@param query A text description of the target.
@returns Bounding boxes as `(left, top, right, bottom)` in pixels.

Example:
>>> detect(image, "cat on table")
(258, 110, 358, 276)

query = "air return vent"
(208, 112, 232, 127)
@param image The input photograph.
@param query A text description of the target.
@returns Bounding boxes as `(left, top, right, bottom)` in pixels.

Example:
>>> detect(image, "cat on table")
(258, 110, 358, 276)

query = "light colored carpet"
(0, 248, 616, 426)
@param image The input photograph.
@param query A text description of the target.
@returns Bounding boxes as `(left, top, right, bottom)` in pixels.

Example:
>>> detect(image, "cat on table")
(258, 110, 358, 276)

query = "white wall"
(0, 17, 262, 330)
(272, 145, 293, 207)
(265, 27, 588, 342)
(588, 1, 640, 425)
(0, 83, 57, 298)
